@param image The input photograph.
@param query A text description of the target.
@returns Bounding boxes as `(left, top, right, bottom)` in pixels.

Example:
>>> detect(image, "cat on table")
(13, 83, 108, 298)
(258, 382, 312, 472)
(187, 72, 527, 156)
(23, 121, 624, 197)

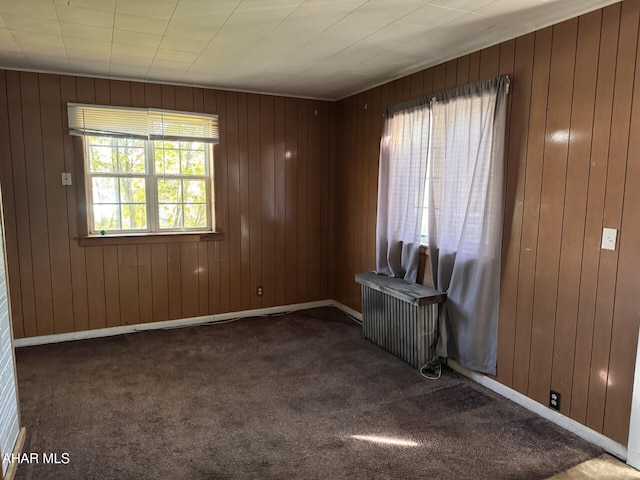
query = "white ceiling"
(0, 0, 620, 100)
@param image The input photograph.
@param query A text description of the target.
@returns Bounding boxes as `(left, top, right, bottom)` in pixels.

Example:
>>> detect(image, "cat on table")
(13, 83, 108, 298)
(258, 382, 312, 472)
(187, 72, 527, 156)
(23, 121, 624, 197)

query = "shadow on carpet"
(14, 307, 601, 479)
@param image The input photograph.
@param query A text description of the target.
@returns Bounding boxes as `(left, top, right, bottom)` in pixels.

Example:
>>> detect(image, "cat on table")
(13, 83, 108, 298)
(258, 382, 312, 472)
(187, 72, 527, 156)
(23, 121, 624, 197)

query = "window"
(68, 104, 218, 236)
(86, 137, 212, 233)
(419, 148, 432, 246)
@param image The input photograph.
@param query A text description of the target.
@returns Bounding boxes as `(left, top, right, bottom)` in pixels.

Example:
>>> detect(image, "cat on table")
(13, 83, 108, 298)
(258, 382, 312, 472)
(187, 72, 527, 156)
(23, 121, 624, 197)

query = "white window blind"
(67, 103, 219, 143)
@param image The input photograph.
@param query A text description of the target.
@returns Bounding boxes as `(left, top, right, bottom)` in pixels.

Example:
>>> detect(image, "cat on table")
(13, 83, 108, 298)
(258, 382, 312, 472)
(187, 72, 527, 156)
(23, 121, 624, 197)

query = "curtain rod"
(385, 74, 510, 117)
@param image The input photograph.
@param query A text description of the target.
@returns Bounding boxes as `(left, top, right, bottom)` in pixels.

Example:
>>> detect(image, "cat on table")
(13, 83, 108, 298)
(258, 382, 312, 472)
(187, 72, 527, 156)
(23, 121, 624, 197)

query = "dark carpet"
(14, 307, 600, 480)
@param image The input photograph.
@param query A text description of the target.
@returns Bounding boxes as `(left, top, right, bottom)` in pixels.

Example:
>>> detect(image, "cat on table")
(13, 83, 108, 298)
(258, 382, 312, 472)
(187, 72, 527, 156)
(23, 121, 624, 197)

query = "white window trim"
(84, 137, 214, 236)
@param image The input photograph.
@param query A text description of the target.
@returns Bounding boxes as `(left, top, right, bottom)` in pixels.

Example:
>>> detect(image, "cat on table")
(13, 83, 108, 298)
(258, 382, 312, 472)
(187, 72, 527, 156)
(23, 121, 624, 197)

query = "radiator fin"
(361, 285, 437, 369)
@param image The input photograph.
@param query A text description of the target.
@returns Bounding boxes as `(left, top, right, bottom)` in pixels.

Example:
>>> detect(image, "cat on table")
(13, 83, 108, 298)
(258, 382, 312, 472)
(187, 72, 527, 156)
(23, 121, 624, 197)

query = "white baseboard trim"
(330, 300, 363, 321)
(448, 359, 628, 461)
(13, 300, 334, 348)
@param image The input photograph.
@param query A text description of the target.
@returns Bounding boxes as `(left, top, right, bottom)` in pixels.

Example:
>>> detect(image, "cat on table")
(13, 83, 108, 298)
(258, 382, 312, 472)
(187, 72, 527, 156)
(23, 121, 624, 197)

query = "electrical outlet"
(256, 286, 263, 296)
(549, 390, 561, 411)
(61, 172, 72, 186)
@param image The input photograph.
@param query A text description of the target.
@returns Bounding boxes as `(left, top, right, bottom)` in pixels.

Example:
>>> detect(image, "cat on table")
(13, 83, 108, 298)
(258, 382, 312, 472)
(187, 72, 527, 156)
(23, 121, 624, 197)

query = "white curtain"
(429, 76, 508, 375)
(375, 101, 430, 281)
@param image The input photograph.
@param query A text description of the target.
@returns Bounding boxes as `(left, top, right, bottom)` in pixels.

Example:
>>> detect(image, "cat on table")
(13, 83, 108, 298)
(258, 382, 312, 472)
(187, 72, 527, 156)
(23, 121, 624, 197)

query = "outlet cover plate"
(601, 228, 617, 251)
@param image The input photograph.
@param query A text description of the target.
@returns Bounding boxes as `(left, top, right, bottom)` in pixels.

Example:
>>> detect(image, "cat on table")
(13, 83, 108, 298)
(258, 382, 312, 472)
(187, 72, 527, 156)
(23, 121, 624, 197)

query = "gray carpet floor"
(14, 307, 600, 479)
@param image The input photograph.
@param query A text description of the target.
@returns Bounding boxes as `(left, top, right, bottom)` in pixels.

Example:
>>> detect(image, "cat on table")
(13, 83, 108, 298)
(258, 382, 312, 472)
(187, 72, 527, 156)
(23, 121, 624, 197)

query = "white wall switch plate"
(601, 227, 617, 251)
(61, 172, 72, 186)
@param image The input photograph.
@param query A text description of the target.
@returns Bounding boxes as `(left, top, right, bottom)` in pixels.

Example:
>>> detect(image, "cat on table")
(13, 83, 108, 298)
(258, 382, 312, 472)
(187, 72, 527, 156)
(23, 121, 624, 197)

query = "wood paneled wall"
(332, 1, 640, 444)
(0, 71, 334, 339)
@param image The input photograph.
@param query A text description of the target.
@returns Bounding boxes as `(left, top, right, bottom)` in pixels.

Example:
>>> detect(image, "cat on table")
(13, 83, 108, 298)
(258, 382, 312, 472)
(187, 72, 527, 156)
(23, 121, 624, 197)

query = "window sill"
(77, 231, 224, 247)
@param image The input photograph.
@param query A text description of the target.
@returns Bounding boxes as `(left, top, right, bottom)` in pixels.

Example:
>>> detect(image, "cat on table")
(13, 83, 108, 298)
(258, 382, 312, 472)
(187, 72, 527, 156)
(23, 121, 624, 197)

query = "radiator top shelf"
(355, 272, 445, 307)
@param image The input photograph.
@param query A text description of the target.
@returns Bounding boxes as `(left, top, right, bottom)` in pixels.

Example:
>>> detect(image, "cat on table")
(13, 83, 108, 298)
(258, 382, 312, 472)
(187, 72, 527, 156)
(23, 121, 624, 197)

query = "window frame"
(83, 136, 215, 236)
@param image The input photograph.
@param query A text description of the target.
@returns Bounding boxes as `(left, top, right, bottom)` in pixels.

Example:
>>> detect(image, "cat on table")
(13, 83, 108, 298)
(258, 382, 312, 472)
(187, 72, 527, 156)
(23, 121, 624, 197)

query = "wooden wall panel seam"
(21, 73, 55, 336)
(495, 39, 516, 387)
(60, 75, 90, 333)
(524, 28, 553, 400)
(0, 72, 25, 338)
(506, 35, 535, 388)
(512, 27, 552, 396)
(570, 5, 618, 426)
(528, 19, 579, 406)
(586, 0, 640, 436)
(551, 10, 602, 418)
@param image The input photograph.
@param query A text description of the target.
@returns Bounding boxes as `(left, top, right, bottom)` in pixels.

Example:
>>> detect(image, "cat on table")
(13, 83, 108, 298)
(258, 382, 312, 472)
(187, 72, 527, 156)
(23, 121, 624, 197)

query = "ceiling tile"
(2, 14, 61, 34)
(145, 67, 187, 82)
(357, 0, 428, 20)
(155, 49, 199, 63)
(0, 27, 12, 43)
(55, 5, 115, 28)
(516, 0, 610, 29)
(272, 19, 330, 41)
(291, 1, 369, 28)
(149, 58, 193, 71)
(113, 29, 162, 48)
(109, 63, 150, 77)
(60, 22, 112, 41)
(332, 11, 393, 37)
(308, 29, 365, 52)
(281, 40, 341, 64)
(109, 54, 153, 68)
(13, 31, 65, 48)
(63, 37, 112, 53)
(115, 13, 169, 35)
(224, 7, 297, 31)
(240, 37, 297, 63)
(211, 27, 269, 46)
(190, 51, 245, 67)
(0, 44, 21, 58)
(17, 43, 67, 57)
(26, 54, 70, 71)
(116, 0, 178, 20)
(66, 49, 111, 63)
(359, 21, 429, 50)
(472, 1, 529, 17)
(401, 4, 468, 28)
(181, 70, 215, 84)
(159, 36, 208, 53)
(430, 0, 498, 13)
(350, 50, 414, 76)
(0, 1, 58, 20)
(68, 59, 110, 75)
(54, 0, 116, 13)
(234, 0, 303, 14)
(172, 1, 237, 19)
(170, 12, 231, 30)
(111, 43, 157, 58)
(164, 21, 220, 41)
(323, 46, 383, 68)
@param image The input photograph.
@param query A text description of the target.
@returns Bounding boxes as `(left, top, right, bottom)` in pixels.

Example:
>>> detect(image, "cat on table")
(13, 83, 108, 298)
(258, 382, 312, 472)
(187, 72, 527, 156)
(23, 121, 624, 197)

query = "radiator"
(355, 272, 443, 370)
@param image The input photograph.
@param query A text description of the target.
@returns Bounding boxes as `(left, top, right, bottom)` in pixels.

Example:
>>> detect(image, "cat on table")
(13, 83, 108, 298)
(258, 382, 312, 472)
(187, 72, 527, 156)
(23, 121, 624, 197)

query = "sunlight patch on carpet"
(351, 435, 419, 447)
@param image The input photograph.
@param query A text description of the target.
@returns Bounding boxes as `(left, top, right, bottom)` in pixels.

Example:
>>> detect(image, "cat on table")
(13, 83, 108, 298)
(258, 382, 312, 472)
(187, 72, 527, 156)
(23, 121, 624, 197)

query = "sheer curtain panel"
(428, 76, 509, 375)
(375, 101, 430, 281)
